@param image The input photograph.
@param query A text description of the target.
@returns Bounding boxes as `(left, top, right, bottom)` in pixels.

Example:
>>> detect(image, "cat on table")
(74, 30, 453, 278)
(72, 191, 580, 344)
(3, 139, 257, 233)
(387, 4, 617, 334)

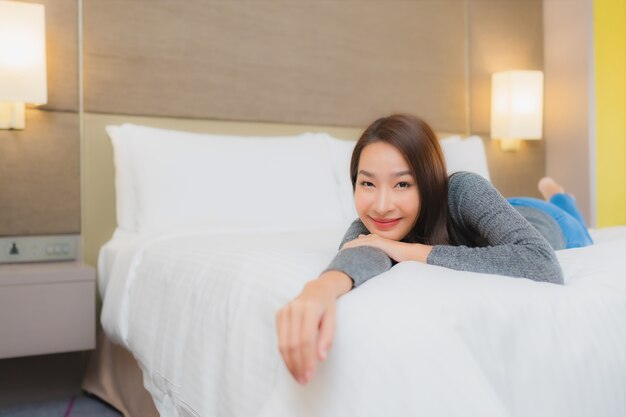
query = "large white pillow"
(117, 124, 346, 234)
(106, 123, 490, 234)
(440, 135, 491, 181)
(326, 136, 358, 221)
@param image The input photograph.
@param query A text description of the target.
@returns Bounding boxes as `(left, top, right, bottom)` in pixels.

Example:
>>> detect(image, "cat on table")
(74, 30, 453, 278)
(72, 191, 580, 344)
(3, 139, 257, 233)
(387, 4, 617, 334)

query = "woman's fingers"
(317, 303, 336, 361)
(343, 235, 371, 249)
(277, 300, 327, 384)
(276, 307, 293, 377)
(276, 305, 291, 371)
(287, 301, 305, 383)
(277, 305, 301, 382)
(276, 277, 345, 385)
(300, 303, 321, 382)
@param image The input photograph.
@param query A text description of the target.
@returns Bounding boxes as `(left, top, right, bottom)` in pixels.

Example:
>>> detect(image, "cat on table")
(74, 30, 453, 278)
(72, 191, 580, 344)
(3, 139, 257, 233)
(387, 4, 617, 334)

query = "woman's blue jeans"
(508, 194, 593, 249)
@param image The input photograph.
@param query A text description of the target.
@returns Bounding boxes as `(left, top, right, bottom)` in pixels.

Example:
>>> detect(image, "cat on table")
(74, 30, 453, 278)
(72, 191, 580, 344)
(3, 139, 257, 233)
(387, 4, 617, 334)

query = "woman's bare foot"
(538, 177, 565, 201)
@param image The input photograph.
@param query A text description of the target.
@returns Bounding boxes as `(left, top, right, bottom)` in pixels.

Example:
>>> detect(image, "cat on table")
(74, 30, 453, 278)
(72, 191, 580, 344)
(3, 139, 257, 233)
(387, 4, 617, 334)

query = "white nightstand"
(0, 262, 96, 359)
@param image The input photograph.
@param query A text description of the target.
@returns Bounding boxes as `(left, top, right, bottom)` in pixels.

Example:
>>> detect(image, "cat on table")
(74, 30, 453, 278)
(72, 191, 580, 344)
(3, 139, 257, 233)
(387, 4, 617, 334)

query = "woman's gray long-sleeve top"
(324, 172, 564, 286)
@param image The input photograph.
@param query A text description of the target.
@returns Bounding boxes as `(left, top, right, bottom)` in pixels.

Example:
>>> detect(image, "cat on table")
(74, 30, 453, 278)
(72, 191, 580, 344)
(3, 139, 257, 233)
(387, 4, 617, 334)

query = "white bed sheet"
(99, 226, 626, 417)
(98, 228, 140, 297)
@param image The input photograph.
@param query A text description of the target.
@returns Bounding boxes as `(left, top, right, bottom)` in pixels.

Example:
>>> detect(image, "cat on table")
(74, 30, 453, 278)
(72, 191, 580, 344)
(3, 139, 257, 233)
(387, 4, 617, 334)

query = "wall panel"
(84, 0, 467, 131)
(469, 0, 544, 134)
(0, 0, 79, 237)
(544, 0, 593, 223)
(0, 110, 80, 235)
(20, 0, 79, 112)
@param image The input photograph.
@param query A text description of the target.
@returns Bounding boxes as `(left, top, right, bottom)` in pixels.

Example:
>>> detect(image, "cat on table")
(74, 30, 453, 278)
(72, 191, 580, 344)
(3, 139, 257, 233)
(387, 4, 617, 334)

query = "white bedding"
(99, 226, 626, 417)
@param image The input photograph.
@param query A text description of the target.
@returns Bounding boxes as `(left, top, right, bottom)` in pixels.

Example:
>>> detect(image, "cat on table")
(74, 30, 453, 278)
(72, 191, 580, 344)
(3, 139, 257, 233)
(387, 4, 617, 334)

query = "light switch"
(0, 235, 79, 264)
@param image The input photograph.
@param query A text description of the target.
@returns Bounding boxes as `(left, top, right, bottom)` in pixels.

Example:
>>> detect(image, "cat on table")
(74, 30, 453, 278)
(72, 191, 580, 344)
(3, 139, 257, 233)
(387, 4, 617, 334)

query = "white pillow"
(326, 136, 358, 222)
(440, 135, 491, 181)
(118, 124, 345, 234)
(106, 126, 137, 232)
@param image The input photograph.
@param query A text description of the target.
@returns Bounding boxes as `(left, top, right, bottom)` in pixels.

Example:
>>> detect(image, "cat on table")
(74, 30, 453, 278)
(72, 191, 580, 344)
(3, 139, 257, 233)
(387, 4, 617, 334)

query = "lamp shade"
(490, 70, 543, 140)
(0, 0, 47, 105)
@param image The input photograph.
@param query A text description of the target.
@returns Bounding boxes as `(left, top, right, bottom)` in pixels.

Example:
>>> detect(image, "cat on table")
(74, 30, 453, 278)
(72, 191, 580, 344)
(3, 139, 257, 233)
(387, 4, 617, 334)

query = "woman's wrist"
(307, 270, 353, 299)
(398, 242, 433, 263)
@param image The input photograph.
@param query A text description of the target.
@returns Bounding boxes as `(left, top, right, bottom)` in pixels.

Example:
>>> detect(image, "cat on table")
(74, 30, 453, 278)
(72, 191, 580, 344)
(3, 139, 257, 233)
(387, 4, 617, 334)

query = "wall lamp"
(491, 70, 543, 152)
(0, 0, 47, 130)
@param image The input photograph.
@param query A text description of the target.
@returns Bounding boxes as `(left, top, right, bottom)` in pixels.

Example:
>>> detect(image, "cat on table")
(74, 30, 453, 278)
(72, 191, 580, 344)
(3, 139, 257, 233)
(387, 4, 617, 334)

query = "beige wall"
(543, 0, 594, 224)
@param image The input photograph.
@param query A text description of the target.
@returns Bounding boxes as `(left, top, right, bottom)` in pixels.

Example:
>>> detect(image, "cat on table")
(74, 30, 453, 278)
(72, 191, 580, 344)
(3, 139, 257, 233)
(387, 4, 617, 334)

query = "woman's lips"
(370, 217, 401, 230)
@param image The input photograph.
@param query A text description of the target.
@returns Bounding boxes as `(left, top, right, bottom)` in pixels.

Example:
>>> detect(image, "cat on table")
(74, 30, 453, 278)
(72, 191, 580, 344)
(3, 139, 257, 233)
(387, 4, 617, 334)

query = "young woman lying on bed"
(276, 113, 593, 386)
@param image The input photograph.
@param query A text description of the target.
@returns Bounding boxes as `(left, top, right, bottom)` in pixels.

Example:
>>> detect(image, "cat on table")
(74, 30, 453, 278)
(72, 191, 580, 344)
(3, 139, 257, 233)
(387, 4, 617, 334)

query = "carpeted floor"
(0, 393, 122, 417)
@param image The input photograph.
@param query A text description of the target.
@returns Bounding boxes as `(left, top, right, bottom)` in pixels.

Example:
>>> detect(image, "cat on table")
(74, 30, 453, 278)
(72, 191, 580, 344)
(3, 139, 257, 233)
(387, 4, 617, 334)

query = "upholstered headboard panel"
(0, 0, 80, 236)
(83, 0, 543, 134)
(84, 0, 468, 131)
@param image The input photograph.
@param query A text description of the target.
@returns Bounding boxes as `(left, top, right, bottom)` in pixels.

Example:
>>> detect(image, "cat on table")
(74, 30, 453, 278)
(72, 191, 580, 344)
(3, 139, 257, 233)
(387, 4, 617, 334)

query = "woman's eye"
(360, 181, 374, 187)
(396, 181, 412, 189)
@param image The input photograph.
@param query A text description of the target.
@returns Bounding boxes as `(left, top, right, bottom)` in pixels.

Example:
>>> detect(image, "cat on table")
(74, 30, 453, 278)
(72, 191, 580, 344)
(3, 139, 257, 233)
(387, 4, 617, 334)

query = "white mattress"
(98, 226, 626, 417)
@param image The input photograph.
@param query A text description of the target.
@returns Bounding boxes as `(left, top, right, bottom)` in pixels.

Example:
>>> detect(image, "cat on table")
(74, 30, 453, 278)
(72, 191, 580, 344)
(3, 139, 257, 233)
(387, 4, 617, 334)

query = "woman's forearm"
(339, 234, 432, 264)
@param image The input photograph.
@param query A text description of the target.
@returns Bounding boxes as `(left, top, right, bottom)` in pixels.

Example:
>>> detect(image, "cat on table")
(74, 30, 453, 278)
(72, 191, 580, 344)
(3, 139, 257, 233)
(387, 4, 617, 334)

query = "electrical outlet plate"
(0, 235, 79, 264)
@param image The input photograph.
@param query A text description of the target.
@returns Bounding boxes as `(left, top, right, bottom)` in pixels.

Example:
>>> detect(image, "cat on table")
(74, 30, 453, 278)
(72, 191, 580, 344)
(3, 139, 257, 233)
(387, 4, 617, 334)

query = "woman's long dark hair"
(350, 114, 450, 245)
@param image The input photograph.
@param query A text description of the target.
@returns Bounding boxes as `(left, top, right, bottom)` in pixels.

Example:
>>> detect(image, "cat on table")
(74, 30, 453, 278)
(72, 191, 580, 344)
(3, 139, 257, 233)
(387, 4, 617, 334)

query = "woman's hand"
(276, 270, 352, 385)
(342, 233, 433, 263)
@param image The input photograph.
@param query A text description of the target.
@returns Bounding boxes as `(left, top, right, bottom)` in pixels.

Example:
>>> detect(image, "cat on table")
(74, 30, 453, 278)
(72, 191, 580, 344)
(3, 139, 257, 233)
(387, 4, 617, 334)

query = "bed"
(85, 124, 626, 417)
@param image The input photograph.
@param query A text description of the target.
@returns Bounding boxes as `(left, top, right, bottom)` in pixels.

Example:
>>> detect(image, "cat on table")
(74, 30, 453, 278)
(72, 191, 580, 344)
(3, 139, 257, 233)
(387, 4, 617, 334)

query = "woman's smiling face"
(354, 141, 420, 241)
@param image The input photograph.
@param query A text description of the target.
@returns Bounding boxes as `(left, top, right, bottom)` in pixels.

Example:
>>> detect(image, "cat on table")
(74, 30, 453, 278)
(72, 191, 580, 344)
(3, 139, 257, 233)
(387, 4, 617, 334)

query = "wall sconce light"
(0, 0, 47, 130)
(490, 70, 543, 152)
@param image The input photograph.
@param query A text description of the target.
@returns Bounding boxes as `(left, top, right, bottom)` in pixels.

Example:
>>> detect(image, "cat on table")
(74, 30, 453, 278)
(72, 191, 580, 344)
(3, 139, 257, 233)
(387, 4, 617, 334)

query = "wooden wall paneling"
(543, 0, 593, 223)
(483, 137, 545, 198)
(83, 0, 466, 131)
(0, 110, 80, 236)
(0, 1, 80, 236)
(19, 0, 79, 112)
(469, 0, 544, 134)
(468, 0, 544, 197)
